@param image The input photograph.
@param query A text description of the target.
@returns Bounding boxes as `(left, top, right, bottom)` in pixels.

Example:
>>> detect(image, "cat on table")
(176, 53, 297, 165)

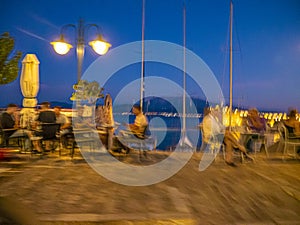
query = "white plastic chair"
(277, 123, 300, 160)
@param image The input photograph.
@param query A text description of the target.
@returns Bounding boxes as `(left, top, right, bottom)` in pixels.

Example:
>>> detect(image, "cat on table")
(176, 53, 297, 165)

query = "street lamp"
(51, 18, 111, 82)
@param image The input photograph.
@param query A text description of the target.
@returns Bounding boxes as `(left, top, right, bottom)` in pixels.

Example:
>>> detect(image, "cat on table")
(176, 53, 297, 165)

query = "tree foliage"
(70, 79, 104, 104)
(0, 32, 22, 85)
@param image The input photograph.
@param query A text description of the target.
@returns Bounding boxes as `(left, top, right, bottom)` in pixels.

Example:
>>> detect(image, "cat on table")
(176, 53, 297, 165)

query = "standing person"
(54, 106, 71, 148)
(0, 103, 20, 146)
(95, 105, 105, 128)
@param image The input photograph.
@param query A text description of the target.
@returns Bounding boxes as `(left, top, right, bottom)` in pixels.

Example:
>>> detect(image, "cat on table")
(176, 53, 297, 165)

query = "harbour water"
(114, 113, 202, 151)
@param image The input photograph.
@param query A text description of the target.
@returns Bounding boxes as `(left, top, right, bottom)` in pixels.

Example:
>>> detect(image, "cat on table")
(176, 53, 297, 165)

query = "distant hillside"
(0, 97, 283, 113)
(113, 96, 208, 114)
(50, 101, 73, 109)
(0, 101, 73, 109)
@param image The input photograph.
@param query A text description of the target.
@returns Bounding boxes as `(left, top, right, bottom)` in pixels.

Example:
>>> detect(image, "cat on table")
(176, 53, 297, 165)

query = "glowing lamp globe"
(51, 40, 73, 55)
(89, 37, 111, 55)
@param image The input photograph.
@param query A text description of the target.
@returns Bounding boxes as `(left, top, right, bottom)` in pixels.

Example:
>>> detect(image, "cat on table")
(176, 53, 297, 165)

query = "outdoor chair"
(248, 133, 269, 158)
(222, 141, 245, 163)
(0, 127, 15, 147)
(116, 125, 157, 158)
(277, 122, 300, 160)
(60, 131, 75, 156)
(30, 123, 61, 155)
(0, 127, 25, 159)
(42, 123, 61, 152)
(199, 124, 248, 164)
(71, 128, 99, 158)
(199, 124, 224, 161)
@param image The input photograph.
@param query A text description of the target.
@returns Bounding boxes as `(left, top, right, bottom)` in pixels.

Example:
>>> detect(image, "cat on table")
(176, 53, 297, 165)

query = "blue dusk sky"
(0, 0, 299, 112)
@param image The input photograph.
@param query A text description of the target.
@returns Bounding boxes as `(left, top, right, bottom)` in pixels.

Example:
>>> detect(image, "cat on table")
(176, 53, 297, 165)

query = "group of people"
(0, 102, 71, 153)
(1, 100, 299, 160)
(201, 106, 300, 166)
(200, 107, 267, 166)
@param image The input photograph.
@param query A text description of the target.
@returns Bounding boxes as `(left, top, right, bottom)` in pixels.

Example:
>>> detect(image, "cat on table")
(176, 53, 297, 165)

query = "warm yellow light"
(264, 113, 268, 119)
(89, 37, 111, 55)
(283, 113, 287, 120)
(51, 41, 73, 55)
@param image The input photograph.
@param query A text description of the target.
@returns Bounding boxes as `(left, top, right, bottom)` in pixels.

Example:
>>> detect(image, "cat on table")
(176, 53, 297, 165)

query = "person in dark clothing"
(31, 102, 57, 152)
(283, 108, 300, 154)
(245, 108, 267, 153)
(284, 108, 300, 137)
(246, 108, 266, 133)
(0, 103, 19, 146)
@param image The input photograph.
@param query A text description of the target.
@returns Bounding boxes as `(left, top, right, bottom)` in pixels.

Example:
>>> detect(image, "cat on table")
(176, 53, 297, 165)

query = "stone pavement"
(0, 145, 299, 225)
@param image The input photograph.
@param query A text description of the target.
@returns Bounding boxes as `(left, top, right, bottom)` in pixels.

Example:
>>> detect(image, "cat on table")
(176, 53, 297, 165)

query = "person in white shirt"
(128, 105, 148, 136)
(54, 106, 71, 130)
(54, 106, 71, 148)
(113, 105, 148, 154)
(119, 105, 148, 139)
(202, 107, 225, 144)
(201, 107, 253, 167)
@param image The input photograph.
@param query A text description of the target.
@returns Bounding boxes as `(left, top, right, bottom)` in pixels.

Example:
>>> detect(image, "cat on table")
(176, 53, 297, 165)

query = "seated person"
(200, 107, 224, 152)
(31, 102, 57, 152)
(113, 105, 148, 153)
(283, 108, 300, 137)
(121, 104, 148, 138)
(54, 106, 72, 148)
(246, 108, 266, 133)
(223, 128, 253, 166)
(284, 108, 300, 155)
(201, 107, 253, 167)
(245, 108, 267, 152)
(0, 103, 20, 146)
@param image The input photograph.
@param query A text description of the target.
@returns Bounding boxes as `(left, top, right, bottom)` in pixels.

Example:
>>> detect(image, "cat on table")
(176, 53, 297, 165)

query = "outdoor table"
(2, 128, 18, 132)
(73, 127, 96, 134)
(239, 131, 268, 157)
(72, 128, 98, 139)
(1, 128, 18, 138)
(11, 128, 32, 151)
(1, 128, 29, 151)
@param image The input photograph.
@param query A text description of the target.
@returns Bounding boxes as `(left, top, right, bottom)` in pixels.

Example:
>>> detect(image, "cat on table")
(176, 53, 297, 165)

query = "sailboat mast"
(140, 0, 146, 111)
(229, 0, 233, 130)
(178, 2, 193, 150)
(183, 2, 186, 133)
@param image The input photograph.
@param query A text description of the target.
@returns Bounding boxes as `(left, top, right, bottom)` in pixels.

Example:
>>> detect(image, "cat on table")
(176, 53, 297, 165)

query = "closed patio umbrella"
(19, 54, 40, 128)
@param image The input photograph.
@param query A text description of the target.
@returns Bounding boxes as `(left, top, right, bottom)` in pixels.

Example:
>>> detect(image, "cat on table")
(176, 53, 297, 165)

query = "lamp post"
(51, 18, 111, 82)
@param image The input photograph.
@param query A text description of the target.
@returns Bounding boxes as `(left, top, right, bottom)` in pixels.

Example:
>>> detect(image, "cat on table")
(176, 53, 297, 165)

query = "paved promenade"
(0, 145, 299, 225)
